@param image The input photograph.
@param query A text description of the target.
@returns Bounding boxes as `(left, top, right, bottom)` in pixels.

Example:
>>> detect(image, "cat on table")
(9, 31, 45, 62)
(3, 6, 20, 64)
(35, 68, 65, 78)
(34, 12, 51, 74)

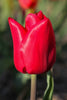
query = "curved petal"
(25, 13, 40, 31)
(21, 18, 50, 74)
(8, 17, 26, 73)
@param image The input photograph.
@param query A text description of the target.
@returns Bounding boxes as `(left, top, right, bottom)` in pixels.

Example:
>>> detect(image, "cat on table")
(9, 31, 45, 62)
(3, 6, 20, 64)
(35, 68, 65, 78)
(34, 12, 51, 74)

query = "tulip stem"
(30, 75, 37, 100)
(26, 8, 35, 16)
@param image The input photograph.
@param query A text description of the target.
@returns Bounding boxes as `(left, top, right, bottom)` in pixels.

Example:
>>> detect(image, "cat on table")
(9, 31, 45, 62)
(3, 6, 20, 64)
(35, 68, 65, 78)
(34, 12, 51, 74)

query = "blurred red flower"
(8, 11, 56, 74)
(18, 0, 37, 9)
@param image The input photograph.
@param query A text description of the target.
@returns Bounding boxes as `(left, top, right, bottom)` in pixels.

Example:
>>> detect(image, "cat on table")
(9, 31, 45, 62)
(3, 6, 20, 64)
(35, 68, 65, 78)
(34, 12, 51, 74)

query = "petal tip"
(8, 17, 13, 23)
(8, 17, 16, 25)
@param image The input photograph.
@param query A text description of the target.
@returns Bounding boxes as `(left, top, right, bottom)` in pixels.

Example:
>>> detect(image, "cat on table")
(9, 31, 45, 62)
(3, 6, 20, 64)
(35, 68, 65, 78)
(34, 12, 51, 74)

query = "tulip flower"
(8, 11, 56, 74)
(18, 0, 37, 9)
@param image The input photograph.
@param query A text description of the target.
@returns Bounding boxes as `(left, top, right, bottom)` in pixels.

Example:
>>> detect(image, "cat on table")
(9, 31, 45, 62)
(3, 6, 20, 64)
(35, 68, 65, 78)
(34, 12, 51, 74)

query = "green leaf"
(43, 71, 54, 100)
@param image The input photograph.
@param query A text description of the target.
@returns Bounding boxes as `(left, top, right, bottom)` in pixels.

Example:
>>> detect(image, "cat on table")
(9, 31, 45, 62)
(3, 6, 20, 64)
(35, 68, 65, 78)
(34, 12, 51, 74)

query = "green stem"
(30, 75, 37, 100)
(25, 8, 35, 16)
(43, 69, 54, 100)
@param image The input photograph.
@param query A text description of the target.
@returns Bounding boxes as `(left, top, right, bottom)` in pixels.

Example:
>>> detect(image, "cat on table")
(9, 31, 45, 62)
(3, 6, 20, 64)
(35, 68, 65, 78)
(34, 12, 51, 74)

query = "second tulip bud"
(18, 0, 37, 9)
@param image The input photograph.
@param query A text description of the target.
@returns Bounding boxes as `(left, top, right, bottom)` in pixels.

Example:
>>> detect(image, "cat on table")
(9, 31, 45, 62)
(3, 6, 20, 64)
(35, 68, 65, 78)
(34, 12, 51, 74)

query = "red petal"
(8, 17, 26, 73)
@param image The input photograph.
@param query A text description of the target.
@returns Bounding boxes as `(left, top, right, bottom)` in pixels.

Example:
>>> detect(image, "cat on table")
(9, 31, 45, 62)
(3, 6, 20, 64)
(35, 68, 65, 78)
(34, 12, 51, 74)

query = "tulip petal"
(21, 19, 51, 74)
(8, 17, 26, 73)
(25, 13, 40, 31)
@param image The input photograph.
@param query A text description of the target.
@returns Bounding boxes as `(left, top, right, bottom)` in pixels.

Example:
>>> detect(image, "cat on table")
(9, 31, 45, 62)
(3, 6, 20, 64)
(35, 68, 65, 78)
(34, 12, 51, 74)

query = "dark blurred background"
(0, 0, 67, 100)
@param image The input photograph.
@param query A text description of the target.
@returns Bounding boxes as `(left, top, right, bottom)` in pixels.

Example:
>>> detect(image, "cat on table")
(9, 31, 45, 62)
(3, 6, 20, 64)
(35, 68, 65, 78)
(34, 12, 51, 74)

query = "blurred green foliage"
(38, 0, 67, 31)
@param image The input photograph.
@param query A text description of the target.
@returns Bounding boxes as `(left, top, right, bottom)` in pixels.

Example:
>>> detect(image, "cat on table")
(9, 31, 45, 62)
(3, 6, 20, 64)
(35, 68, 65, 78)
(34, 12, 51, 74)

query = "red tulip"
(18, 0, 37, 9)
(8, 11, 56, 74)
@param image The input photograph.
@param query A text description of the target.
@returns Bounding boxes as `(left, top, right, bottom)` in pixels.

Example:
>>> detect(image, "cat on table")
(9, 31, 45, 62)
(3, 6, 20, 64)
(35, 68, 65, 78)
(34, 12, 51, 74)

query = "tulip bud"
(8, 11, 56, 74)
(18, 0, 37, 9)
